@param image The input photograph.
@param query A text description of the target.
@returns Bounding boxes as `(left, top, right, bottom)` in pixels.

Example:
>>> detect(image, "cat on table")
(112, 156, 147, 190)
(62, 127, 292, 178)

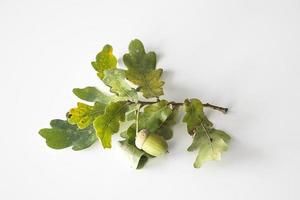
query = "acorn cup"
(135, 129, 168, 157)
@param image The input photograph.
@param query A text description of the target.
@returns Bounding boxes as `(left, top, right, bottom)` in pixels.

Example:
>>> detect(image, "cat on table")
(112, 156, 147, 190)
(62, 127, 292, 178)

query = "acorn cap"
(135, 129, 149, 149)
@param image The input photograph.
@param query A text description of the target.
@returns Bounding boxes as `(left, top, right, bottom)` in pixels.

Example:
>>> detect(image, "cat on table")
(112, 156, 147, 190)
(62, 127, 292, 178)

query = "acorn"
(135, 129, 168, 157)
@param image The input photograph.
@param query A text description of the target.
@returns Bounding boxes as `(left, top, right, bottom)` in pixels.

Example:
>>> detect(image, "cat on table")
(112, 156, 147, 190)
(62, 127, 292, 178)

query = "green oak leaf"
(120, 104, 139, 144)
(39, 119, 97, 150)
(187, 127, 230, 168)
(73, 87, 112, 104)
(121, 101, 173, 143)
(103, 69, 138, 102)
(125, 104, 139, 121)
(91, 44, 117, 79)
(123, 39, 164, 98)
(139, 100, 173, 133)
(125, 109, 136, 121)
(120, 123, 136, 144)
(156, 105, 179, 140)
(183, 98, 212, 135)
(67, 102, 105, 129)
(93, 101, 129, 148)
(123, 39, 156, 73)
(183, 98, 230, 168)
(126, 69, 164, 99)
(119, 140, 148, 169)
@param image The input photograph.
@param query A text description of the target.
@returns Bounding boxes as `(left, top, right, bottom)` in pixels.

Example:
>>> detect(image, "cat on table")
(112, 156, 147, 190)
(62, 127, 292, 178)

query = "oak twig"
(127, 100, 228, 114)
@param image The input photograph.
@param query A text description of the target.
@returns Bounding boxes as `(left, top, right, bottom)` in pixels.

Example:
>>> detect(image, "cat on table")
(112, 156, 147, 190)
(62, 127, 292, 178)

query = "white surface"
(1, 0, 300, 199)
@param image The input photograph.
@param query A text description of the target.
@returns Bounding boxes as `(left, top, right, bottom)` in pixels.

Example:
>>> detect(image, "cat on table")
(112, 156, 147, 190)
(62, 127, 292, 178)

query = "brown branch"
(127, 100, 228, 114)
(203, 103, 228, 114)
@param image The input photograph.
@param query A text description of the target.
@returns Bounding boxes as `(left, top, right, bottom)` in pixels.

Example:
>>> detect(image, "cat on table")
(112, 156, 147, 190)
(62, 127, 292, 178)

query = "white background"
(1, 0, 300, 199)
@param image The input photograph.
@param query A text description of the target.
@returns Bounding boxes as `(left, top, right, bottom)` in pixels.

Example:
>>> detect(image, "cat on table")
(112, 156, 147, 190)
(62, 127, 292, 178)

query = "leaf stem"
(127, 100, 228, 114)
(135, 104, 141, 135)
